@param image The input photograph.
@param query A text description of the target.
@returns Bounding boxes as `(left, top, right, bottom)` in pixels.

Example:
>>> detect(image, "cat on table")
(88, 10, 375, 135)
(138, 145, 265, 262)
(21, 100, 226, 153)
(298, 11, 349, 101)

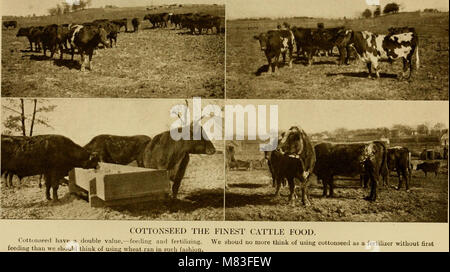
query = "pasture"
(1, 5, 225, 98)
(1, 154, 225, 220)
(225, 146, 448, 222)
(226, 12, 448, 100)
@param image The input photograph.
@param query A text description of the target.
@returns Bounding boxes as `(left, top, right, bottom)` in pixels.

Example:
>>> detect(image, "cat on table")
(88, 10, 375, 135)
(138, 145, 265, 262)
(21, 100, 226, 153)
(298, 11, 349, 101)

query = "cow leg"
(365, 165, 378, 201)
(274, 178, 281, 197)
(44, 174, 52, 200)
(80, 52, 86, 71)
(337, 46, 346, 65)
(88, 50, 93, 70)
(301, 179, 311, 206)
(287, 177, 296, 206)
(288, 47, 293, 68)
(28, 39, 33, 51)
(170, 154, 190, 199)
(399, 58, 408, 80)
(328, 177, 335, 197)
(366, 62, 372, 78)
(321, 178, 327, 197)
(396, 169, 403, 190)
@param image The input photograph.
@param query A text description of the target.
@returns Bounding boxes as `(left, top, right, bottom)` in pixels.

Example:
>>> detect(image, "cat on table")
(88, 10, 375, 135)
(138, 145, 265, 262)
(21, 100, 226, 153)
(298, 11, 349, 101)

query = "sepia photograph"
(225, 100, 449, 222)
(1, 0, 225, 98)
(226, 0, 449, 100)
(1, 98, 225, 220)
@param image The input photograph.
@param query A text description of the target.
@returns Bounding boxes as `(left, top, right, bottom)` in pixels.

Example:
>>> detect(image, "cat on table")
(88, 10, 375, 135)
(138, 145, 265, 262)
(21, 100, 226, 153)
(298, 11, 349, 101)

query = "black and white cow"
(349, 29, 419, 79)
(253, 29, 295, 74)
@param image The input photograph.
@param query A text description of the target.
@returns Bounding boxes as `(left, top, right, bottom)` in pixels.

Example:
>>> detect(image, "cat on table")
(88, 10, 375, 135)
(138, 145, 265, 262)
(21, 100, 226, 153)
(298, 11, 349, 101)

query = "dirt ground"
(1, 154, 224, 220)
(1, 5, 224, 98)
(225, 160, 448, 222)
(226, 12, 448, 100)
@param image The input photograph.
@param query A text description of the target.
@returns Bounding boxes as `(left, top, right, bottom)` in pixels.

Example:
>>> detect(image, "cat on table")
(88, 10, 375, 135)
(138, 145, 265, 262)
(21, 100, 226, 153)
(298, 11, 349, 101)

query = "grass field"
(226, 12, 449, 100)
(1, 5, 225, 98)
(225, 150, 448, 222)
(1, 154, 225, 220)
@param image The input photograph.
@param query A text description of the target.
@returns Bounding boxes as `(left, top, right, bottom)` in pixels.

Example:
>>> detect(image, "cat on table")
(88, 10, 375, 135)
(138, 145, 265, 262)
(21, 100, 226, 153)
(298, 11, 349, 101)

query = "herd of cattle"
(227, 126, 442, 206)
(1, 124, 216, 201)
(253, 23, 420, 79)
(6, 12, 223, 71)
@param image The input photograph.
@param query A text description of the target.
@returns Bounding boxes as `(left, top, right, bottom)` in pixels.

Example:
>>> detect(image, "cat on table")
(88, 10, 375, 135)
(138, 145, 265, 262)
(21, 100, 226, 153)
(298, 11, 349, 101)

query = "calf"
(349, 29, 419, 79)
(16, 26, 43, 52)
(416, 162, 440, 177)
(387, 146, 412, 190)
(254, 29, 295, 73)
(265, 150, 310, 206)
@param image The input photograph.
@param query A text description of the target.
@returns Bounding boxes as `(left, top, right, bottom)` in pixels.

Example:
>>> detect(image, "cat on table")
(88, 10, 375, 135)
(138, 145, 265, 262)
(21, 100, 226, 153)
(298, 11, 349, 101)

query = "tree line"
(362, 2, 400, 18)
(48, 0, 92, 16)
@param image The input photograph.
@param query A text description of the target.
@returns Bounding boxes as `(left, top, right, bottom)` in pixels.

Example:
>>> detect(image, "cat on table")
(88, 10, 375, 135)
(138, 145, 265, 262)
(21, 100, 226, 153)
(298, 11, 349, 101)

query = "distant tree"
(374, 6, 381, 16)
(391, 124, 413, 136)
(433, 122, 447, 131)
(2, 99, 56, 136)
(62, 2, 72, 14)
(48, 7, 58, 16)
(362, 9, 372, 18)
(383, 2, 400, 14)
(416, 124, 429, 135)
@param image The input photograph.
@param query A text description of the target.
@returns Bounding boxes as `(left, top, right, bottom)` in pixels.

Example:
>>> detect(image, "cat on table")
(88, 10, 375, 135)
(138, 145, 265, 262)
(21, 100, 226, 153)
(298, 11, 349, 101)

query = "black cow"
(197, 14, 221, 34)
(254, 29, 295, 73)
(3, 20, 17, 29)
(416, 162, 440, 177)
(264, 150, 309, 206)
(138, 124, 216, 199)
(313, 141, 388, 201)
(1, 134, 99, 201)
(16, 26, 43, 52)
(70, 24, 110, 71)
(170, 14, 183, 29)
(40, 24, 71, 59)
(291, 26, 352, 65)
(131, 18, 140, 32)
(387, 147, 412, 190)
(348, 29, 419, 79)
(84, 135, 151, 165)
(111, 18, 128, 32)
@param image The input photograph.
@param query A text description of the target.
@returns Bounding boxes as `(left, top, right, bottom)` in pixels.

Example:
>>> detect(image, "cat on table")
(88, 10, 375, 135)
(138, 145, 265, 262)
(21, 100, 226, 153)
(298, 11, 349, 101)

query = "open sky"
(2, 99, 448, 145)
(227, 0, 449, 19)
(1, 0, 225, 16)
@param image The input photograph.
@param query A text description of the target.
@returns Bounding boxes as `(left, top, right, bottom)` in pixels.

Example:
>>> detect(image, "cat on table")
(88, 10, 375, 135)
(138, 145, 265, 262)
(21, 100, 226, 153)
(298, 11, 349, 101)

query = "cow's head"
(253, 33, 269, 51)
(97, 27, 111, 48)
(82, 152, 100, 169)
(187, 125, 216, 155)
(278, 126, 306, 155)
(16, 27, 29, 37)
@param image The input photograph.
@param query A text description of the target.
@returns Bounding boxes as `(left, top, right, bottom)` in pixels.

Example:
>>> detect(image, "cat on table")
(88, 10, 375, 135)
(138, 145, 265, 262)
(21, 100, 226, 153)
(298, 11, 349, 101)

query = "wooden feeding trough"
(69, 163, 170, 207)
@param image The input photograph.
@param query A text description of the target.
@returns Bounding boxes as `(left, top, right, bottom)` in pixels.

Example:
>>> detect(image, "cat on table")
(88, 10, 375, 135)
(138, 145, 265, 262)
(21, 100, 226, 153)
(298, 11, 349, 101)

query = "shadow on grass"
(225, 192, 276, 208)
(228, 183, 266, 189)
(326, 71, 398, 79)
(107, 189, 224, 217)
(29, 54, 51, 61)
(255, 63, 288, 76)
(53, 59, 81, 70)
